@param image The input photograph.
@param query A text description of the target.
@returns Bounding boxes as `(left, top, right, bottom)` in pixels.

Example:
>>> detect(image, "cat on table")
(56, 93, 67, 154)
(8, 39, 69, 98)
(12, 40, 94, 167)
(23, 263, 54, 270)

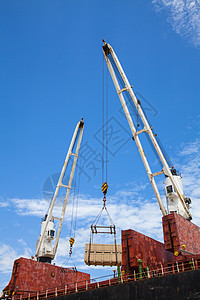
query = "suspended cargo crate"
(84, 243, 122, 266)
(84, 184, 121, 267)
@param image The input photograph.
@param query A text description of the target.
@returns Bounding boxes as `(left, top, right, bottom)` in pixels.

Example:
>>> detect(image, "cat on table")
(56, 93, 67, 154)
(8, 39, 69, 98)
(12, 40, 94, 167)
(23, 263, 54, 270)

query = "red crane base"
(3, 257, 90, 297)
(162, 212, 200, 255)
(121, 229, 173, 274)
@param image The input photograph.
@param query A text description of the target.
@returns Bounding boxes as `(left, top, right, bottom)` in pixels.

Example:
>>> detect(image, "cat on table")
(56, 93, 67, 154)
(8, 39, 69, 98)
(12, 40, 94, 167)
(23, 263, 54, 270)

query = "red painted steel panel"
(3, 257, 90, 296)
(162, 212, 200, 254)
(122, 229, 173, 274)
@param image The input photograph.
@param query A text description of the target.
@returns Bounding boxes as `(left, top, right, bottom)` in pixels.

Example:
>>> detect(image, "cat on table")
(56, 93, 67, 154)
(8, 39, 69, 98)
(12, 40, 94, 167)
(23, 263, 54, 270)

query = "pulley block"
(102, 182, 108, 195)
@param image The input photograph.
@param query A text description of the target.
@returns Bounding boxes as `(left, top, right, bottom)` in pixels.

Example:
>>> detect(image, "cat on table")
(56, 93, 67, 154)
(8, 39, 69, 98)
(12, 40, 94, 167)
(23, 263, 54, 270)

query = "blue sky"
(1, 0, 200, 292)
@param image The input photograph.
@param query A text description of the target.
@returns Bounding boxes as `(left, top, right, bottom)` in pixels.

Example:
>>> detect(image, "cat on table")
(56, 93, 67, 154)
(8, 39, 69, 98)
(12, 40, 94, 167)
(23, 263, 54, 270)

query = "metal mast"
(35, 119, 84, 262)
(102, 40, 191, 220)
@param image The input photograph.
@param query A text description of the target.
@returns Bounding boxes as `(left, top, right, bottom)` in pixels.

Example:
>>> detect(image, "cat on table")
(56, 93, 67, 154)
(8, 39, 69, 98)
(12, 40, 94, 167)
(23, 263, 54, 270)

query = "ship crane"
(102, 40, 192, 221)
(35, 119, 84, 263)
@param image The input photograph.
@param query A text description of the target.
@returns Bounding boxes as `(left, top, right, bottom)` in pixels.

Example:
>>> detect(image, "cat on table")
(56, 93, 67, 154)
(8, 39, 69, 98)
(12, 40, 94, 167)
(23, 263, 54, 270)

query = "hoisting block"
(102, 182, 108, 195)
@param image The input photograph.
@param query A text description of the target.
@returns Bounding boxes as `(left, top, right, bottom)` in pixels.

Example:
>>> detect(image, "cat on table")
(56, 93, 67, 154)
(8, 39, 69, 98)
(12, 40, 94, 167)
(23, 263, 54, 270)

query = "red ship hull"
(3, 257, 90, 297)
(3, 213, 200, 297)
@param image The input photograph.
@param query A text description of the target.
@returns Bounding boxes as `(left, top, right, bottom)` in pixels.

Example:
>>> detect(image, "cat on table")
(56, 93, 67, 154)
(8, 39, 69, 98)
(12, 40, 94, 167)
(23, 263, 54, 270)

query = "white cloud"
(10, 198, 48, 216)
(176, 139, 200, 224)
(0, 202, 10, 208)
(0, 243, 33, 293)
(179, 138, 200, 156)
(6, 186, 162, 240)
(153, 0, 200, 47)
(17, 239, 27, 247)
(0, 245, 17, 274)
(0, 244, 32, 274)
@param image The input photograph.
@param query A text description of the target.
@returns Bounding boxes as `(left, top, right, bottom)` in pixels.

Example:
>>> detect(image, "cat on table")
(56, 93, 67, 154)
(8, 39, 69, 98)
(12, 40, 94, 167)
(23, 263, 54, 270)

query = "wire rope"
(106, 63, 108, 182)
(69, 159, 77, 238)
(69, 129, 83, 240)
(73, 138, 83, 238)
(102, 53, 109, 183)
(102, 53, 105, 183)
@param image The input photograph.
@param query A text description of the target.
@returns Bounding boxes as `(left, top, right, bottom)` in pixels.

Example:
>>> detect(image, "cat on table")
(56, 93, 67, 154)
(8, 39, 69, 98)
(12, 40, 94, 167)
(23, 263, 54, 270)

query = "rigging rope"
(68, 132, 83, 256)
(69, 162, 77, 238)
(61, 254, 77, 271)
(74, 148, 82, 237)
(91, 204, 115, 227)
(72, 136, 83, 239)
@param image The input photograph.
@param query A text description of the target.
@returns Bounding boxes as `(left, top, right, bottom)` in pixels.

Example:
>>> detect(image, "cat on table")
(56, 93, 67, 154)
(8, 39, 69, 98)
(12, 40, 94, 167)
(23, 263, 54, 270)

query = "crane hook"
(69, 237, 75, 256)
(102, 182, 108, 206)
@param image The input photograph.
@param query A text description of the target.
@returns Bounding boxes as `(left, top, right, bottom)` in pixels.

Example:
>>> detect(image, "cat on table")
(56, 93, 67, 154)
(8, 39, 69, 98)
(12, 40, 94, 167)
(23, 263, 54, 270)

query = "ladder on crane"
(102, 40, 191, 221)
(35, 118, 84, 263)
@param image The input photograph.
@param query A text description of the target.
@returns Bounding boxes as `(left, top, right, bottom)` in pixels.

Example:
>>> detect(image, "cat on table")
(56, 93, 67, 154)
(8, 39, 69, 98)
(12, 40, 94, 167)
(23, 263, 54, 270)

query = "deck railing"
(9, 258, 199, 300)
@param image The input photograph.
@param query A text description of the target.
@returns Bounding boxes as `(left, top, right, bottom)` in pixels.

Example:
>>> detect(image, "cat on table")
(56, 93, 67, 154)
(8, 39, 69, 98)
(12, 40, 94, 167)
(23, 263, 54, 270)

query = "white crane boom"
(102, 40, 191, 220)
(35, 119, 84, 262)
